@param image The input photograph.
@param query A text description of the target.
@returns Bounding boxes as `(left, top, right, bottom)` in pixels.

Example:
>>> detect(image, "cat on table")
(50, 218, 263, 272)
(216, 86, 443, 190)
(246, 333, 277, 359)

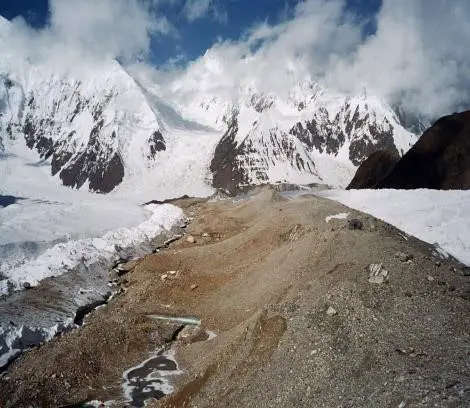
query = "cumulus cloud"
(328, 0, 470, 117)
(169, 0, 361, 102)
(3, 0, 468, 118)
(2, 0, 172, 70)
(169, 0, 470, 118)
(182, 0, 227, 23)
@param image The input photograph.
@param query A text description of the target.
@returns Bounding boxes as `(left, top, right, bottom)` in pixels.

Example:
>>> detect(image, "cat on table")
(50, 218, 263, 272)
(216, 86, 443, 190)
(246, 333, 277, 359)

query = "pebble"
(326, 306, 337, 316)
(202, 233, 210, 238)
(395, 251, 413, 263)
(22, 282, 31, 289)
(187, 236, 196, 244)
(427, 276, 435, 282)
(160, 274, 168, 282)
(191, 284, 199, 291)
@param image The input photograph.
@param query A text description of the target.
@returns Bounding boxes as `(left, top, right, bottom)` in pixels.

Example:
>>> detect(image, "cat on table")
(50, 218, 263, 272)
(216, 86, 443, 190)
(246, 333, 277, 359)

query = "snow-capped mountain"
(170, 80, 418, 192)
(0, 57, 166, 193)
(0, 16, 419, 196)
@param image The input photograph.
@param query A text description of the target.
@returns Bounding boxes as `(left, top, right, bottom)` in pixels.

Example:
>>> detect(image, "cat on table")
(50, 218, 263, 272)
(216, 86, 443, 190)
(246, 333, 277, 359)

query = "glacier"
(0, 13, 423, 371)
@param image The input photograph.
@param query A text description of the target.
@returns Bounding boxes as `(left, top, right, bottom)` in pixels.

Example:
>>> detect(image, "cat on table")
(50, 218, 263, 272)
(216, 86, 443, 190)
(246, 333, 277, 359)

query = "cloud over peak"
(2, 0, 170, 69)
(1, 0, 469, 119)
(169, 0, 470, 118)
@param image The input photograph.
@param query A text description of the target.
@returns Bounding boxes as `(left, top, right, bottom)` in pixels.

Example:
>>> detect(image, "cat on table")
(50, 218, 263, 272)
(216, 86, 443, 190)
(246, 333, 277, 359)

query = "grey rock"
(395, 251, 413, 262)
(348, 219, 363, 230)
(368, 263, 389, 284)
(187, 236, 196, 244)
(326, 306, 338, 316)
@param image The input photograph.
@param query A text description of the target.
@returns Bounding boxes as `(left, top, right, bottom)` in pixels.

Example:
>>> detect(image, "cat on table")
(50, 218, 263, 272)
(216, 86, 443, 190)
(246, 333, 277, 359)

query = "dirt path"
(1, 188, 469, 407)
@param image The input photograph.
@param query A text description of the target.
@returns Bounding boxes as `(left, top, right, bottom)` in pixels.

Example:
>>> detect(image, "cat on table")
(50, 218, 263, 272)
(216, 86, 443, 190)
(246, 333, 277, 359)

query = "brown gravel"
(1, 187, 469, 408)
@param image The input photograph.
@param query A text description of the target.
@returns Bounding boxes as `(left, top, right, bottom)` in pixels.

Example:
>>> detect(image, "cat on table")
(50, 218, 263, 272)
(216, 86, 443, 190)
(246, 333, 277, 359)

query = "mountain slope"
(0, 16, 182, 194)
(377, 111, 470, 189)
(173, 81, 418, 193)
(0, 16, 419, 196)
(347, 111, 470, 190)
(0, 60, 167, 193)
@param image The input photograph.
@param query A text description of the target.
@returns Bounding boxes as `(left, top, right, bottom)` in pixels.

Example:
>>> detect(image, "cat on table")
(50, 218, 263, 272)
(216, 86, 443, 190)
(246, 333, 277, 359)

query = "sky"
(0, 0, 381, 64)
(0, 0, 469, 118)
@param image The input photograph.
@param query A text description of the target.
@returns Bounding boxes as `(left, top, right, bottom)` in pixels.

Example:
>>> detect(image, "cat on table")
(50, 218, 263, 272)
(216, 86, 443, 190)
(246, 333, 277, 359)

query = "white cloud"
(2, 0, 173, 69)
(169, 0, 470, 118)
(182, 0, 227, 23)
(183, 0, 211, 21)
(327, 0, 470, 117)
(170, 0, 361, 101)
(3, 0, 468, 118)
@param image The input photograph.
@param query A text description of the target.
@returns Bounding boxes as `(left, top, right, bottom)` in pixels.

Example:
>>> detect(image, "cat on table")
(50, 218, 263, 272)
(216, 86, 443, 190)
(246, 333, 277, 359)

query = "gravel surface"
(1, 187, 469, 408)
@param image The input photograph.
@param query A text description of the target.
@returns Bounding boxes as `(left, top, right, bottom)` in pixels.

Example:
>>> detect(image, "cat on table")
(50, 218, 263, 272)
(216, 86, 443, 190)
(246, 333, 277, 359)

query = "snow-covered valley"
(2, 10, 469, 387)
(319, 189, 470, 266)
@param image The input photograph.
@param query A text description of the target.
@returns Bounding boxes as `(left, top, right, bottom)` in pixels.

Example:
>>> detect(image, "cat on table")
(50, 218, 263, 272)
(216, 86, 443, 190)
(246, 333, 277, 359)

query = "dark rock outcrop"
(210, 98, 407, 193)
(378, 111, 470, 189)
(347, 150, 399, 189)
(148, 130, 166, 159)
(210, 119, 250, 194)
(289, 104, 400, 166)
(348, 111, 470, 190)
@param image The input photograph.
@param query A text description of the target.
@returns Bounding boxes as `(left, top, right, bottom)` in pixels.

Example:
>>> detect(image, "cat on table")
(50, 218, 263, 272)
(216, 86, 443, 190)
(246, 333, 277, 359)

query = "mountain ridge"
(0, 19, 420, 196)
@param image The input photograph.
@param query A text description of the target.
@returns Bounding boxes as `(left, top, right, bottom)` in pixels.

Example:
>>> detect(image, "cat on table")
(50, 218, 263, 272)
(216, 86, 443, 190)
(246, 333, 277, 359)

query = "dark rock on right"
(347, 150, 399, 189)
(348, 111, 470, 190)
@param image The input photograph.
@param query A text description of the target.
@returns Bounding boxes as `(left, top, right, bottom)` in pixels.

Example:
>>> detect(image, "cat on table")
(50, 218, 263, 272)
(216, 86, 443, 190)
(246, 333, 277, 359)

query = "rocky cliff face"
(0, 16, 419, 195)
(207, 87, 417, 193)
(0, 61, 167, 193)
(377, 111, 470, 189)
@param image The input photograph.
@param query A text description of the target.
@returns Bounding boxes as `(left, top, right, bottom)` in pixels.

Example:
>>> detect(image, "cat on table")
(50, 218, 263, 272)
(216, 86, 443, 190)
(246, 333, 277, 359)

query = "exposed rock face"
(210, 95, 412, 193)
(147, 130, 166, 159)
(290, 103, 400, 166)
(0, 59, 166, 194)
(347, 150, 399, 189)
(377, 111, 470, 189)
(210, 119, 251, 193)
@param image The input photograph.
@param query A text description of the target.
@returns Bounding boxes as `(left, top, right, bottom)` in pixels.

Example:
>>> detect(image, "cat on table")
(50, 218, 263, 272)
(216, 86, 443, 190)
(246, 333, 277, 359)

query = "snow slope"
(167, 71, 418, 191)
(0, 203, 183, 294)
(319, 189, 470, 266)
(0, 17, 221, 197)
